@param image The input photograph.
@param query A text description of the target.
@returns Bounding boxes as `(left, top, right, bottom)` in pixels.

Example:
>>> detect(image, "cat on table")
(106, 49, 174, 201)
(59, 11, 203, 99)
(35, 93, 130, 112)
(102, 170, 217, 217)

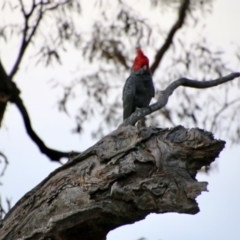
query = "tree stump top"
(1, 126, 225, 240)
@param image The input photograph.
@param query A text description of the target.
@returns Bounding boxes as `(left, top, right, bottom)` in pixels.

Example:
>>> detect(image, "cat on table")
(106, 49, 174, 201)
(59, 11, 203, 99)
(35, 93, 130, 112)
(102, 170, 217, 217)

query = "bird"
(122, 48, 155, 120)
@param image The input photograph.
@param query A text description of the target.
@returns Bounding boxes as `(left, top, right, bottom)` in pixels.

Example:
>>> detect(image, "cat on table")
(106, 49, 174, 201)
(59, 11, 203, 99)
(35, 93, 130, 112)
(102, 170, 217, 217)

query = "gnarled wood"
(1, 126, 225, 240)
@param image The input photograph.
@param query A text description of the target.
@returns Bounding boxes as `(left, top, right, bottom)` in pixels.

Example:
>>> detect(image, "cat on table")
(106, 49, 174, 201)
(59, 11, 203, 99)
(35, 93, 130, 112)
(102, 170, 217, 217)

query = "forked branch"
(9, 0, 71, 79)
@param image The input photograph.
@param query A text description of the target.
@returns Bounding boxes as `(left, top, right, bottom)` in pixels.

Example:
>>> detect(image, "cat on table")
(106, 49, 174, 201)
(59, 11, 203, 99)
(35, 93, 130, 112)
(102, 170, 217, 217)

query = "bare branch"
(0, 196, 6, 220)
(9, 0, 39, 79)
(25, 3, 43, 46)
(151, 0, 190, 74)
(6, 198, 11, 212)
(13, 94, 78, 161)
(1, 58, 79, 161)
(121, 72, 240, 126)
(26, 0, 36, 18)
(19, 0, 26, 17)
(43, 0, 70, 12)
(9, 0, 70, 79)
(0, 152, 8, 177)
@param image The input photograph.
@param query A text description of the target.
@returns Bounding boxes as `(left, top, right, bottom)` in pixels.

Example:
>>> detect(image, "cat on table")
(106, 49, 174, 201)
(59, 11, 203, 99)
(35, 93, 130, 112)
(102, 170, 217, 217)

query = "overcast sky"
(0, 0, 240, 240)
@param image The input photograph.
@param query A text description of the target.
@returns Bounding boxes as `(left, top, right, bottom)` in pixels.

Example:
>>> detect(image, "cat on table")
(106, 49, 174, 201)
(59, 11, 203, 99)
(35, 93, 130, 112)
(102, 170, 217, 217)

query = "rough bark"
(0, 125, 225, 240)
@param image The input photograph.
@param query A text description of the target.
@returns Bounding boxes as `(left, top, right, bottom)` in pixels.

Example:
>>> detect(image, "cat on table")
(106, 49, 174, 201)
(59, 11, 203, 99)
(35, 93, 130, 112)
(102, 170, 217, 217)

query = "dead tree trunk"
(0, 125, 225, 240)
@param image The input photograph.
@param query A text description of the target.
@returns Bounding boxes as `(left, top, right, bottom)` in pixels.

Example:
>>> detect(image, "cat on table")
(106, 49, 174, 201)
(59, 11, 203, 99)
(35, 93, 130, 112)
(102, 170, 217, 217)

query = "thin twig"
(9, 0, 69, 79)
(9, 0, 37, 79)
(210, 97, 240, 132)
(26, 0, 36, 18)
(0, 152, 8, 177)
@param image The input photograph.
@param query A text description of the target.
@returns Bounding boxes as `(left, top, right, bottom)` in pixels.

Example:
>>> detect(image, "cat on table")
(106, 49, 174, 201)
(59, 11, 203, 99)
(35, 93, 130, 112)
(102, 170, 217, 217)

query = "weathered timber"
(0, 125, 225, 240)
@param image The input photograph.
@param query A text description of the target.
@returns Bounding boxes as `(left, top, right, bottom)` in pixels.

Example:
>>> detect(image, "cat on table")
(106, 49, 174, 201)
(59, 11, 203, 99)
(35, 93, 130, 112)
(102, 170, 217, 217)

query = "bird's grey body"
(122, 68, 155, 119)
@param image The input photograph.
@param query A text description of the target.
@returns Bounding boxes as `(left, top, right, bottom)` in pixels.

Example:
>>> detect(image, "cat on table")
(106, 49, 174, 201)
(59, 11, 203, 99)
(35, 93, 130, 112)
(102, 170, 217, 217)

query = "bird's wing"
(122, 75, 136, 120)
(135, 68, 155, 98)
